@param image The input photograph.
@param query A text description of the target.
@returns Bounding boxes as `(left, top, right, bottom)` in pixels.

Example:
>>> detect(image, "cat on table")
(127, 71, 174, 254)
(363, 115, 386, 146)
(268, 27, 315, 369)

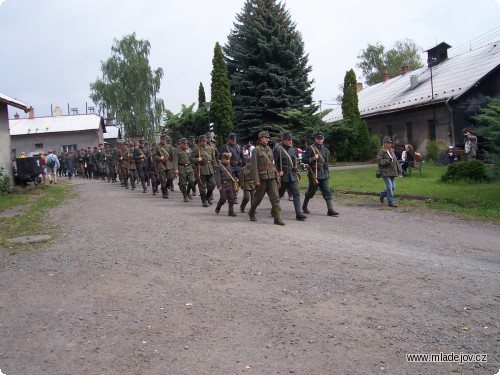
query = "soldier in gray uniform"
(174, 138, 196, 202)
(274, 132, 307, 221)
(188, 135, 197, 196)
(190, 135, 217, 207)
(302, 132, 339, 216)
(219, 132, 245, 204)
(248, 131, 285, 226)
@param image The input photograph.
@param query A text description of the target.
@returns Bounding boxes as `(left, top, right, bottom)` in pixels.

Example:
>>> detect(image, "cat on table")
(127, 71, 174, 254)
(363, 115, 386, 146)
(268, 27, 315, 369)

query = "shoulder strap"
(311, 145, 325, 163)
(220, 164, 237, 183)
(278, 145, 295, 167)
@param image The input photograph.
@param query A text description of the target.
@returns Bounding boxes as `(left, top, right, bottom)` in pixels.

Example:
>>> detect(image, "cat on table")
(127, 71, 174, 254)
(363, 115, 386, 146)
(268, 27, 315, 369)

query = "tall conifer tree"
(224, 0, 314, 141)
(211, 42, 233, 144)
(198, 82, 206, 109)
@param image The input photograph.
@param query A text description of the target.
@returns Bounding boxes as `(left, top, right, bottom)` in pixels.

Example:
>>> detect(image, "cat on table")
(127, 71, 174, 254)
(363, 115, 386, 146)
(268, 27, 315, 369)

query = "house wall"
(0, 104, 14, 185)
(11, 131, 104, 157)
(366, 105, 452, 153)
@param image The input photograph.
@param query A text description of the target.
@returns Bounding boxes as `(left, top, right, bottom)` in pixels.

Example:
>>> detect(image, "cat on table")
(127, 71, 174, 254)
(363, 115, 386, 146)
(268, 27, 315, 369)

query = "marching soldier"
(118, 142, 130, 189)
(153, 135, 175, 199)
(174, 138, 196, 202)
(190, 134, 217, 207)
(166, 137, 176, 191)
(134, 139, 149, 193)
(219, 133, 245, 203)
(97, 144, 106, 180)
(247, 131, 285, 226)
(302, 132, 339, 216)
(238, 164, 255, 213)
(274, 132, 307, 221)
(188, 135, 197, 197)
(215, 153, 238, 216)
(127, 143, 137, 190)
(146, 143, 159, 196)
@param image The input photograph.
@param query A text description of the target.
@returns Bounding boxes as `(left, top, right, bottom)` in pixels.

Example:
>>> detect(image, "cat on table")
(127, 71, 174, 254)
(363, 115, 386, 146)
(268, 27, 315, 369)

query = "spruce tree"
(211, 42, 233, 145)
(341, 69, 360, 121)
(224, 0, 313, 141)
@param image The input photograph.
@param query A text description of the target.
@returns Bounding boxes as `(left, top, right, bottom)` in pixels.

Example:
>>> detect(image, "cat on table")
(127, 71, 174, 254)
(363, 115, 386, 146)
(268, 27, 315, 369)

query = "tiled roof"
(9, 114, 105, 136)
(323, 41, 500, 123)
(0, 91, 29, 112)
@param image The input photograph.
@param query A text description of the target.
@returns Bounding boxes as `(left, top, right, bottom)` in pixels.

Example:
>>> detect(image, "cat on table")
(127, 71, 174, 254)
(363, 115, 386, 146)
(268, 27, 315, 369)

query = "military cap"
(199, 135, 207, 142)
(160, 134, 167, 140)
(258, 131, 270, 139)
(179, 138, 188, 144)
(188, 135, 195, 140)
(315, 132, 325, 139)
(228, 133, 237, 140)
(282, 132, 292, 141)
(382, 136, 393, 143)
(139, 139, 145, 144)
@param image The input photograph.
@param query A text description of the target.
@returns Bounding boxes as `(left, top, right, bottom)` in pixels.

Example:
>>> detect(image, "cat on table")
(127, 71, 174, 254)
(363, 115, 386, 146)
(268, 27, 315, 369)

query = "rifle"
(310, 145, 320, 186)
(194, 146, 204, 188)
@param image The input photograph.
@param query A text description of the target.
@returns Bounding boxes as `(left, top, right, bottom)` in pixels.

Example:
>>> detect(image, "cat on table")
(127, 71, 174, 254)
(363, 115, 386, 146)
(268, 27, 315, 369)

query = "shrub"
(0, 167, 11, 195)
(441, 160, 492, 183)
(426, 140, 441, 162)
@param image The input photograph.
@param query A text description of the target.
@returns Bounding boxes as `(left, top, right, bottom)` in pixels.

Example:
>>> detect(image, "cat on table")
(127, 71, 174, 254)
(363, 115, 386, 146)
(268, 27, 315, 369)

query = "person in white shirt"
(45, 150, 61, 184)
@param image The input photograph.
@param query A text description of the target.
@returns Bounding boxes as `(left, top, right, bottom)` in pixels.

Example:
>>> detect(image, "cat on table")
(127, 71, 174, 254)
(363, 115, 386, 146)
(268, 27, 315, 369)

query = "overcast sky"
(1, 0, 499, 119)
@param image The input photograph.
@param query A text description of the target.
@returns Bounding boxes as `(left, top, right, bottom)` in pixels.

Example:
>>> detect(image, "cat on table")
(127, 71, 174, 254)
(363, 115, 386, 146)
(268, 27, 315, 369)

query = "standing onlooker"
(464, 130, 478, 160)
(39, 152, 47, 184)
(64, 151, 75, 180)
(377, 136, 401, 208)
(45, 150, 60, 184)
(248, 141, 255, 159)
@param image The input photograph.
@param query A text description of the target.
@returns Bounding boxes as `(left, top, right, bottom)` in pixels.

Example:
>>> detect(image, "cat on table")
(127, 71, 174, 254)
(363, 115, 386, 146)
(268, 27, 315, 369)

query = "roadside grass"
(0, 181, 73, 247)
(299, 164, 500, 223)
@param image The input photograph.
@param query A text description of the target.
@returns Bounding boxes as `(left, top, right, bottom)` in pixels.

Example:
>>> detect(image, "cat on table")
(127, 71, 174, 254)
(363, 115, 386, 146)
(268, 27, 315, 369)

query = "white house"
(0, 91, 30, 186)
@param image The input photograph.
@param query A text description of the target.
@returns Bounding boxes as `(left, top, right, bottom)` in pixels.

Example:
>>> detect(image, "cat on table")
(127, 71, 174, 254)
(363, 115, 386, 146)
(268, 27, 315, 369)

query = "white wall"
(0, 104, 14, 186)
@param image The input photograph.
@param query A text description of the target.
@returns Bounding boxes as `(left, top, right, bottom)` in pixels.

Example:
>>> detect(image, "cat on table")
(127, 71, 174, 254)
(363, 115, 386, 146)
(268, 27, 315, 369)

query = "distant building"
(323, 41, 500, 152)
(10, 111, 106, 156)
(0, 91, 30, 186)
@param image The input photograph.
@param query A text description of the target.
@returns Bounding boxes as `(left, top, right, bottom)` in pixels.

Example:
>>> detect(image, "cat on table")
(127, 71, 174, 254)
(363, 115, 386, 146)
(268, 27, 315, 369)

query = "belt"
(182, 163, 191, 166)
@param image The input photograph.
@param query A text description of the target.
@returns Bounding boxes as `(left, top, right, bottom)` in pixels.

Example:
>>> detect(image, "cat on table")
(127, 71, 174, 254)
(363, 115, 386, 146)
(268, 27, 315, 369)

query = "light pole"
(202, 101, 212, 132)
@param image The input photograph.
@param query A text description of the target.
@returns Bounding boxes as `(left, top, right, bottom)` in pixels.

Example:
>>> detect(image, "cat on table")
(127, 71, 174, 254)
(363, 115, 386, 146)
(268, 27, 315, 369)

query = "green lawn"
(0, 182, 73, 247)
(299, 164, 500, 222)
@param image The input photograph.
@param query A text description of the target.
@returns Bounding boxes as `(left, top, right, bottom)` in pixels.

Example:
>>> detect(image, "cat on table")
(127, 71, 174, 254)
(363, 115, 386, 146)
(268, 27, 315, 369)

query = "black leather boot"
(302, 196, 310, 214)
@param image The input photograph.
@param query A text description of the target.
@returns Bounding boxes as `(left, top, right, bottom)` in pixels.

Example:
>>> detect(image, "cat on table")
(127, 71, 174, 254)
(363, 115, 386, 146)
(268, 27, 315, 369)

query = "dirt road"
(1, 178, 498, 374)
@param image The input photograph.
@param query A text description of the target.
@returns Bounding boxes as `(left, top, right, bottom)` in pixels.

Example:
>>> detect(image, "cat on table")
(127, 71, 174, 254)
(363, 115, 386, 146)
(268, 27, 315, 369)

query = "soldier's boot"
(207, 189, 214, 205)
(215, 201, 223, 214)
(142, 180, 147, 193)
(302, 196, 311, 214)
(180, 186, 189, 202)
(240, 196, 249, 213)
(293, 195, 307, 221)
(248, 205, 257, 221)
(326, 199, 339, 216)
(228, 204, 236, 217)
(233, 192, 239, 205)
(272, 206, 285, 226)
(186, 183, 193, 200)
(201, 192, 208, 207)
(124, 177, 129, 189)
(162, 187, 169, 199)
(192, 185, 197, 196)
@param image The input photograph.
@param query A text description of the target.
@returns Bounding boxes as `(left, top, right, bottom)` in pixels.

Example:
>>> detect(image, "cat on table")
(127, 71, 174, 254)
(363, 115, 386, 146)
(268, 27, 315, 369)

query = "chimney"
(356, 82, 363, 93)
(14, 113, 20, 120)
(54, 106, 62, 117)
(410, 75, 419, 89)
(383, 70, 390, 82)
(425, 42, 452, 67)
(401, 64, 409, 75)
(28, 107, 35, 119)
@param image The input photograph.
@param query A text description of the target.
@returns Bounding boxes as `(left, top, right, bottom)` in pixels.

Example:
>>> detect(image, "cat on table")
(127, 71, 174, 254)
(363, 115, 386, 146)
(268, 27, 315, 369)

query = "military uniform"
(118, 144, 130, 188)
(127, 145, 137, 189)
(215, 158, 237, 216)
(188, 136, 197, 196)
(248, 131, 284, 225)
(153, 136, 175, 199)
(97, 146, 106, 180)
(134, 141, 149, 193)
(302, 132, 338, 216)
(174, 139, 196, 202)
(238, 164, 255, 213)
(274, 133, 306, 220)
(190, 135, 217, 207)
(104, 147, 115, 182)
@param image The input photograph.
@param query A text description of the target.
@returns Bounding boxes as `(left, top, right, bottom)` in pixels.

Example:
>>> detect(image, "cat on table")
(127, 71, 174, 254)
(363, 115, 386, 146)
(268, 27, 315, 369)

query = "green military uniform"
(190, 135, 217, 207)
(118, 144, 130, 188)
(239, 164, 255, 213)
(127, 144, 138, 190)
(153, 136, 175, 199)
(248, 131, 284, 225)
(174, 138, 196, 202)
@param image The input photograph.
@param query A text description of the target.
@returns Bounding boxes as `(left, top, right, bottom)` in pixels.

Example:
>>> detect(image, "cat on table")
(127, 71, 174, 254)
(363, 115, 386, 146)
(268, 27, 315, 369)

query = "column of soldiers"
(59, 130, 339, 225)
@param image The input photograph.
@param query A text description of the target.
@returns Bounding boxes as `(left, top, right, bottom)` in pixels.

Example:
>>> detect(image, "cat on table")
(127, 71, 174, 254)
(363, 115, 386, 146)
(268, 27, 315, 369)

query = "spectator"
(401, 144, 415, 174)
(248, 141, 255, 158)
(447, 146, 458, 164)
(64, 152, 75, 180)
(45, 150, 60, 184)
(464, 130, 478, 160)
(377, 136, 401, 208)
(39, 152, 47, 184)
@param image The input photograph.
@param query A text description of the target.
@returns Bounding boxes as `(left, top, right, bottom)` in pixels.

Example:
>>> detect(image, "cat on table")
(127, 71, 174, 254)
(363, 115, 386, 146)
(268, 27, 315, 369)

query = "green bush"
(441, 160, 492, 183)
(426, 140, 441, 161)
(0, 167, 11, 195)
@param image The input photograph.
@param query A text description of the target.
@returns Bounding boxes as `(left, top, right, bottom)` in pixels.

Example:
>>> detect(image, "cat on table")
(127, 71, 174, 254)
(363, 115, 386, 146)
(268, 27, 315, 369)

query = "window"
(62, 144, 78, 152)
(386, 125, 393, 138)
(406, 122, 413, 144)
(35, 143, 43, 148)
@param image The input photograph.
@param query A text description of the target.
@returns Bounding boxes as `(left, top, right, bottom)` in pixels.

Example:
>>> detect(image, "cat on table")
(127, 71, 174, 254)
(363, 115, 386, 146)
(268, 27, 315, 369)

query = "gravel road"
(1, 177, 498, 375)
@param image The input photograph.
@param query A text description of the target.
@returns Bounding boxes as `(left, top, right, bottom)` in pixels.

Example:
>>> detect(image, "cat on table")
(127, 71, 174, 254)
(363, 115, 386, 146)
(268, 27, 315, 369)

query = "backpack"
(47, 157, 55, 167)
(464, 141, 471, 154)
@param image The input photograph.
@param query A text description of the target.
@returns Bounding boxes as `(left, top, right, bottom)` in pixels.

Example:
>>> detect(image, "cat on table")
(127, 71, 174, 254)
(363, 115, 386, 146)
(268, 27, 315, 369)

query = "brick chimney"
(14, 113, 20, 120)
(356, 82, 363, 92)
(401, 64, 409, 75)
(383, 70, 390, 82)
(28, 107, 35, 119)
